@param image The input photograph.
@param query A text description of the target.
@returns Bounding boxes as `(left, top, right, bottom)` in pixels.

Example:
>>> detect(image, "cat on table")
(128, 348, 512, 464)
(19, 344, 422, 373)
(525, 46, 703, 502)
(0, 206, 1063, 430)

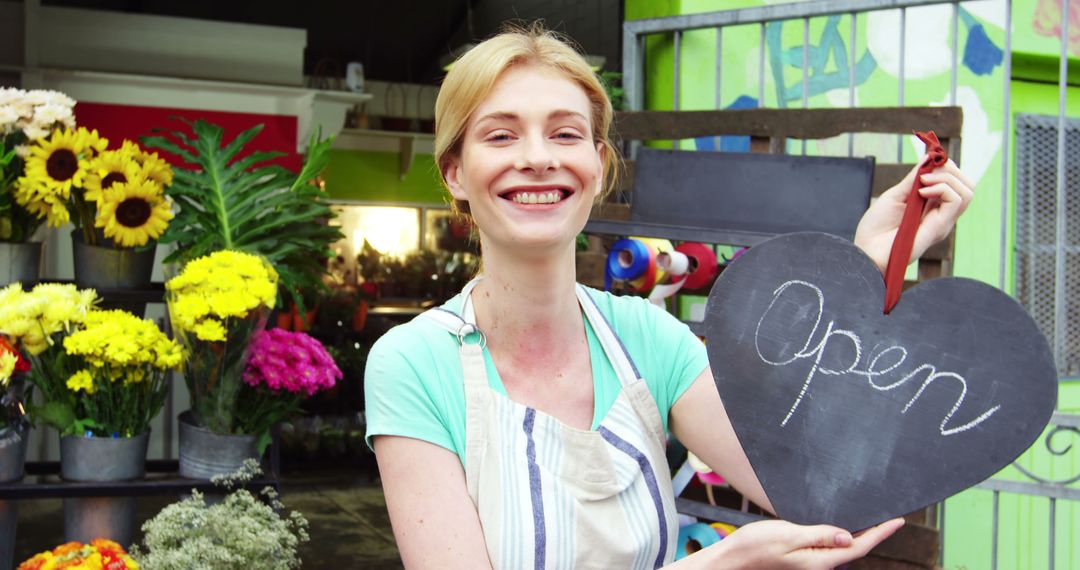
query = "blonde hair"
(434, 23, 619, 215)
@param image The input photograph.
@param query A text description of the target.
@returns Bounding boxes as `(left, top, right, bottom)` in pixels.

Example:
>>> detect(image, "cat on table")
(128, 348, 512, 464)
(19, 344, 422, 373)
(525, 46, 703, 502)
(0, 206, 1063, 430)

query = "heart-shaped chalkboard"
(705, 232, 1058, 531)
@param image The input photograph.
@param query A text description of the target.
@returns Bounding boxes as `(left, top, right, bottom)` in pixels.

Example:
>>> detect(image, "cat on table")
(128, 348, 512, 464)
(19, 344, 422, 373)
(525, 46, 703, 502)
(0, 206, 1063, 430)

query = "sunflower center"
(102, 172, 127, 190)
(46, 149, 78, 181)
(116, 198, 152, 228)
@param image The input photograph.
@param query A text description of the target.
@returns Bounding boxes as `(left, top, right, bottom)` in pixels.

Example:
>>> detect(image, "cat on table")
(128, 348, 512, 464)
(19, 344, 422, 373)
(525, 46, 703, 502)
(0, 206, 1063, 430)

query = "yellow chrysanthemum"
(166, 250, 278, 340)
(19, 128, 91, 196)
(66, 369, 96, 394)
(63, 309, 180, 371)
(94, 179, 173, 248)
(192, 319, 227, 342)
(0, 283, 98, 355)
(0, 351, 15, 387)
(83, 149, 143, 203)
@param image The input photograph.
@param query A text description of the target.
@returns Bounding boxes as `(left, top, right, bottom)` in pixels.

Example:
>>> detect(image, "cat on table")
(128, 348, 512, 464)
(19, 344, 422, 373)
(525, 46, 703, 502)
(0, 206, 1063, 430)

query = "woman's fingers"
(784, 524, 854, 551)
(849, 518, 906, 557)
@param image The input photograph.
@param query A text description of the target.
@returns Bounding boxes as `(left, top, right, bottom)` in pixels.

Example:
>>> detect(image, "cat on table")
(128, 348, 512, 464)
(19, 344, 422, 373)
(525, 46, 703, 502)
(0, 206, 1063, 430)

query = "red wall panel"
(74, 102, 302, 172)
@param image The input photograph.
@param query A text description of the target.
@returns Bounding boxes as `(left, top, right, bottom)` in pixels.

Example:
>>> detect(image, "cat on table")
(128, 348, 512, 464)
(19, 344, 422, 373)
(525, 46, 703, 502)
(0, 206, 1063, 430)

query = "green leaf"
(34, 401, 76, 433)
(256, 429, 273, 456)
(144, 119, 344, 302)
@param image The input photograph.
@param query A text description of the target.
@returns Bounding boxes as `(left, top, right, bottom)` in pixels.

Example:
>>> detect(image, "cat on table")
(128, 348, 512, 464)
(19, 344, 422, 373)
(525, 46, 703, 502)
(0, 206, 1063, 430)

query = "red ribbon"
(883, 131, 948, 314)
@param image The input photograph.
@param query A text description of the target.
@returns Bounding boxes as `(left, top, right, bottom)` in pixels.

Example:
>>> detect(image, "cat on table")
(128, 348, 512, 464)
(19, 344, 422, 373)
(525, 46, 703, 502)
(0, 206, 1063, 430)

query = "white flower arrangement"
(0, 87, 76, 143)
(130, 459, 311, 569)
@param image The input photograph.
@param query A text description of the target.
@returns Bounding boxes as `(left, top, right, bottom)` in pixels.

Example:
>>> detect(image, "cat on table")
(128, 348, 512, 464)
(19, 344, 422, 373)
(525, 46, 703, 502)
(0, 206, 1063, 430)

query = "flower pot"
(71, 230, 155, 317)
(178, 411, 260, 480)
(0, 241, 43, 287)
(60, 432, 149, 547)
(0, 426, 28, 570)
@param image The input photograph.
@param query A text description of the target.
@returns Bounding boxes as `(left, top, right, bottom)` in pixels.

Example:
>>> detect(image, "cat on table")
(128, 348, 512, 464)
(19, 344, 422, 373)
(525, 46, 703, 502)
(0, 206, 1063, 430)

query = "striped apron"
(421, 281, 679, 569)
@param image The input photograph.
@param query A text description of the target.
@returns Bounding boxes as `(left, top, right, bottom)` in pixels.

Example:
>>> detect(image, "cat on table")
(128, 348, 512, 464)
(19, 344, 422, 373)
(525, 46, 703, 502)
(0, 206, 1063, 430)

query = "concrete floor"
(9, 468, 402, 568)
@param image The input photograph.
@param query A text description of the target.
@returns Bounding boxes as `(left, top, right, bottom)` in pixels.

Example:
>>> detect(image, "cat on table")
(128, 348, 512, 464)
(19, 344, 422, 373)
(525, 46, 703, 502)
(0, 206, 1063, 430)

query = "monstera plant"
(144, 120, 342, 311)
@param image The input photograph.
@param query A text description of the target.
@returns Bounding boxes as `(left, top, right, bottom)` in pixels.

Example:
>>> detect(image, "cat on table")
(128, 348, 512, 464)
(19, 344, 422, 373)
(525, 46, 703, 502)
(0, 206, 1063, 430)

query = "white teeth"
(511, 191, 564, 204)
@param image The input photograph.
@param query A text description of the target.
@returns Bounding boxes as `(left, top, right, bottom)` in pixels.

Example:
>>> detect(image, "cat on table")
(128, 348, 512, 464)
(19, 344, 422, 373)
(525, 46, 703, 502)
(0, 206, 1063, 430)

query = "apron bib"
(421, 281, 679, 569)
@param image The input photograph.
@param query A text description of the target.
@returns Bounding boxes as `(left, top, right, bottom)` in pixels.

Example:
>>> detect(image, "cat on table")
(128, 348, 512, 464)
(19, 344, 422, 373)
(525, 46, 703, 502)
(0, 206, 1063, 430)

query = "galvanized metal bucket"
(0, 242, 42, 287)
(60, 432, 149, 547)
(0, 427, 28, 570)
(178, 411, 259, 480)
(71, 231, 155, 317)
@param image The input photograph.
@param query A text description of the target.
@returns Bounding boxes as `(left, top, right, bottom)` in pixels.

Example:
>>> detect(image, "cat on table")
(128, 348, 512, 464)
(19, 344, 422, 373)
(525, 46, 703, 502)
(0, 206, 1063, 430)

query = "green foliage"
(143, 120, 343, 311)
(599, 71, 626, 111)
(0, 136, 44, 242)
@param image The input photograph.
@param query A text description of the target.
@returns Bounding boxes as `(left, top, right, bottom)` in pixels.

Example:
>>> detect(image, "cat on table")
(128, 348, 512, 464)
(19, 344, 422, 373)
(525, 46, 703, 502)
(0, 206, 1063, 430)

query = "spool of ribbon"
(648, 249, 691, 307)
(675, 242, 720, 292)
(676, 522, 722, 560)
(634, 237, 673, 290)
(605, 238, 656, 291)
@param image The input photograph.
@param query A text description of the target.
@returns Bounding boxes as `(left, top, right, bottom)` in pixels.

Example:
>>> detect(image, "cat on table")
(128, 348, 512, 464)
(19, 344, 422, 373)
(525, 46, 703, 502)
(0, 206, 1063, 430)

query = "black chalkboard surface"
(705, 232, 1058, 532)
(632, 149, 874, 240)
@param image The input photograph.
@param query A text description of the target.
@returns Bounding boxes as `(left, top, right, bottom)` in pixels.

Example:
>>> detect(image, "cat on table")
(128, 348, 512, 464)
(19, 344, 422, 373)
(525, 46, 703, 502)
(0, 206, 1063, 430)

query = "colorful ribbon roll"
(675, 242, 720, 291)
(648, 249, 691, 307)
(676, 522, 722, 560)
(605, 238, 673, 292)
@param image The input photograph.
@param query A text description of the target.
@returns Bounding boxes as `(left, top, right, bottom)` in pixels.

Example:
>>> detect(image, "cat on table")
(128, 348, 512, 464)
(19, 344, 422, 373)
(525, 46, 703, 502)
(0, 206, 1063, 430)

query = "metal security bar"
(973, 412, 1080, 570)
(621, 0, 1011, 288)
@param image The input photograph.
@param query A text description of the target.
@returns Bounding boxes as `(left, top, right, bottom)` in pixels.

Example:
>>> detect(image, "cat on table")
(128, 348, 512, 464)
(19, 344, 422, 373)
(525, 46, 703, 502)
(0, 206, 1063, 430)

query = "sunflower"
(83, 149, 142, 203)
(119, 140, 174, 187)
(95, 179, 173, 247)
(19, 128, 92, 196)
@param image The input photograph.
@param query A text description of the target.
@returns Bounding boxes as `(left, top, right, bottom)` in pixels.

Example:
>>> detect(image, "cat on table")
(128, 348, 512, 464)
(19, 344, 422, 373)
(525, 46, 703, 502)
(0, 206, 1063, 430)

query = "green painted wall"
(322, 149, 446, 204)
(627, 1, 1080, 568)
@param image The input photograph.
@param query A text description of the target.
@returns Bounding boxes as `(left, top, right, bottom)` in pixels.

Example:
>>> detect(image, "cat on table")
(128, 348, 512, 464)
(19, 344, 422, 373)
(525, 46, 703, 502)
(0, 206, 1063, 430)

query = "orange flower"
(89, 539, 123, 557)
(16, 552, 52, 570)
(51, 542, 84, 557)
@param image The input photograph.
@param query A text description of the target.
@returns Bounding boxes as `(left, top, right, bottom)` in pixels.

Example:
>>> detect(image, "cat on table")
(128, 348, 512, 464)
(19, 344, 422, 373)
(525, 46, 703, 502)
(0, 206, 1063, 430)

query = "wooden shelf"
(333, 128, 435, 180)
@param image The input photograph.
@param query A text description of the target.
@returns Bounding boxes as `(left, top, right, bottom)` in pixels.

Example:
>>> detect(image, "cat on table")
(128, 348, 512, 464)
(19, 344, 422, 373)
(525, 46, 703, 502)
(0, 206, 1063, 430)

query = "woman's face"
(443, 64, 604, 254)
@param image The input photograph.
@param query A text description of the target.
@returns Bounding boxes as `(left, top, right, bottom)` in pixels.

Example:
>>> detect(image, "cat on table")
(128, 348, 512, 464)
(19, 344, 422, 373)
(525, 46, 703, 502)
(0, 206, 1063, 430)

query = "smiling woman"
(361, 22, 973, 570)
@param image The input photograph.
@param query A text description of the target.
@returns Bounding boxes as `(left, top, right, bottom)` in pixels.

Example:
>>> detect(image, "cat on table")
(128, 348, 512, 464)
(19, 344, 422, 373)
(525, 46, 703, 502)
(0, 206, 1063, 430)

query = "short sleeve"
(641, 301, 709, 418)
(363, 325, 457, 455)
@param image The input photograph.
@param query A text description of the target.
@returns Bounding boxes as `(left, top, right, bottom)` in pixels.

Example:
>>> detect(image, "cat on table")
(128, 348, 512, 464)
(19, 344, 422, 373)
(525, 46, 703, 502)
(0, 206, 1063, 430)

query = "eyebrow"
(474, 109, 589, 125)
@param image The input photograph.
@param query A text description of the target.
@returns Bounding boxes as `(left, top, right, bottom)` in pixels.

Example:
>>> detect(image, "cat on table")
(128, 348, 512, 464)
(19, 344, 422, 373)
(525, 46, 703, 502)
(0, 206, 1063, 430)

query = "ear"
(442, 156, 468, 201)
(593, 141, 607, 196)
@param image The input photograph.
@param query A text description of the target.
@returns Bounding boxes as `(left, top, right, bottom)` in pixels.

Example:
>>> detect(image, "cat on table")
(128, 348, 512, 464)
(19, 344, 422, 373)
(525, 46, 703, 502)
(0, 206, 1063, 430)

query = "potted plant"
(0, 88, 77, 285)
(0, 282, 179, 545)
(166, 249, 278, 479)
(13, 121, 174, 309)
(0, 329, 30, 569)
(240, 327, 341, 452)
(143, 119, 343, 316)
(131, 459, 309, 569)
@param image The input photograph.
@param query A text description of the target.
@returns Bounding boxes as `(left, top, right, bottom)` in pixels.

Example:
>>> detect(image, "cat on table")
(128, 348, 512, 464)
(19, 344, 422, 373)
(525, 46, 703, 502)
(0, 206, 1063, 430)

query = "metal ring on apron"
(455, 322, 487, 349)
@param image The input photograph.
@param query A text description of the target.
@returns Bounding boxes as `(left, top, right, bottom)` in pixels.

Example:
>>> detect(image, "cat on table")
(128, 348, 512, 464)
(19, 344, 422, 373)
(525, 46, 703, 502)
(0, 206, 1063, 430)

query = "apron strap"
(576, 284, 643, 387)
(419, 279, 489, 392)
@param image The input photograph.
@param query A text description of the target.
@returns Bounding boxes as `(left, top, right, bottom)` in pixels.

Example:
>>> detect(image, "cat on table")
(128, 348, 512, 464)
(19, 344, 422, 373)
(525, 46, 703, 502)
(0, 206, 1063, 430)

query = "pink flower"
(244, 328, 342, 395)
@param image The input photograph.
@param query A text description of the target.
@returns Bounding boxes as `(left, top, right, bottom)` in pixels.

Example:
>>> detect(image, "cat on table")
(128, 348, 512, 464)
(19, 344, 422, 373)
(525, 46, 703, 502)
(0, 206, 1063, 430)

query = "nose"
(514, 133, 560, 173)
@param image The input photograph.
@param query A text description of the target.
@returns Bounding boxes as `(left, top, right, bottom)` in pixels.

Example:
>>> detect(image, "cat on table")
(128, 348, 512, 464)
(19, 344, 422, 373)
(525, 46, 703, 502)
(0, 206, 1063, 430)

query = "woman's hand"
(854, 156, 975, 274)
(669, 518, 905, 569)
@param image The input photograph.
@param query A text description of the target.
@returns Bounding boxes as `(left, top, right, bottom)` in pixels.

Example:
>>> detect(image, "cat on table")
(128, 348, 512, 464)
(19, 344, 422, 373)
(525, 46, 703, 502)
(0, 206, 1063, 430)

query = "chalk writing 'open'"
(754, 280, 1001, 436)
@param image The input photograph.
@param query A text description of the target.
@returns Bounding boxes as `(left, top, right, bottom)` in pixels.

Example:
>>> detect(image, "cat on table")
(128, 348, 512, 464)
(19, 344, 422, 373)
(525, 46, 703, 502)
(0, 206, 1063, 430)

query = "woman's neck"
(471, 240, 583, 352)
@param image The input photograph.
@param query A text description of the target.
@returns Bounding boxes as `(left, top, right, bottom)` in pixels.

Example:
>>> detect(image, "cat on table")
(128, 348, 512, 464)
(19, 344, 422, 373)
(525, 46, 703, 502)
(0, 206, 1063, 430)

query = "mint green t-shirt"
(363, 285, 708, 467)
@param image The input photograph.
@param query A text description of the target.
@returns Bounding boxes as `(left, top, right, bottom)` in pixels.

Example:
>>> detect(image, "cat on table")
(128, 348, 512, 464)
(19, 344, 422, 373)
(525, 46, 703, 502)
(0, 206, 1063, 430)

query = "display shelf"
(0, 459, 279, 500)
(584, 219, 775, 248)
(333, 128, 435, 180)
